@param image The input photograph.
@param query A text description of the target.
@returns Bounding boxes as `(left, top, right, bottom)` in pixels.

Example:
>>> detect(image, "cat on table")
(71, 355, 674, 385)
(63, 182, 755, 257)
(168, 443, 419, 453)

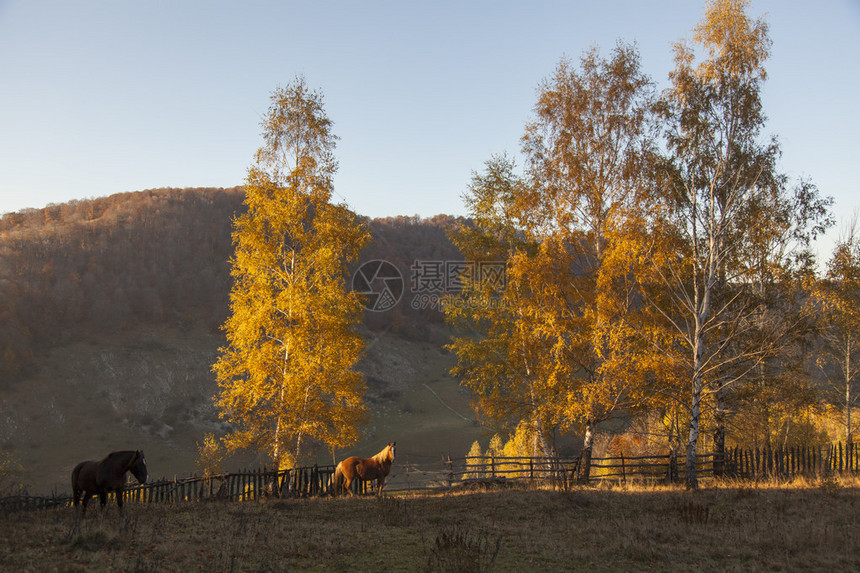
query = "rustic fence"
(0, 463, 374, 513)
(722, 442, 858, 479)
(116, 463, 384, 501)
(395, 452, 715, 489)
(2, 442, 857, 512)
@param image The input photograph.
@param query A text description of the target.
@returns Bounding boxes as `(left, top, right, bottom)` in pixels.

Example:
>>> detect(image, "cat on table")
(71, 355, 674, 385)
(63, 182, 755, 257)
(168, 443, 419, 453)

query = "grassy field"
(3, 479, 859, 572)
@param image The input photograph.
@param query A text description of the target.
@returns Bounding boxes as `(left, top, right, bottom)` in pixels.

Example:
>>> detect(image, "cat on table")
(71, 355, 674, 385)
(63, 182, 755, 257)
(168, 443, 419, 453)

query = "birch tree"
(213, 77, 369, 469)
(446, 156, 558, 457)
(724, 176, 829, 454)
(812, 220, 860, 443)
(636, 0, 829, 488)
(519, 43, 656, 480)
(448, 44, 656, 476)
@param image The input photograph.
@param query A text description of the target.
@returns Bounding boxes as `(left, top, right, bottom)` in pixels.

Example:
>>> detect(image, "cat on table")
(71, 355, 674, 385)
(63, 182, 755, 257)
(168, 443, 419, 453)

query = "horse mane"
(371, 443, 394, 465)
(103, 450, 136, 461)
(104, 450, 142, 473)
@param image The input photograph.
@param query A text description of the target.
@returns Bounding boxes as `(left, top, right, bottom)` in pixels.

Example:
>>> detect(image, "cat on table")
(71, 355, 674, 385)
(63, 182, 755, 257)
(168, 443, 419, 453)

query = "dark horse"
(332, 442, 395, 496)
(72, 450, 148, 514)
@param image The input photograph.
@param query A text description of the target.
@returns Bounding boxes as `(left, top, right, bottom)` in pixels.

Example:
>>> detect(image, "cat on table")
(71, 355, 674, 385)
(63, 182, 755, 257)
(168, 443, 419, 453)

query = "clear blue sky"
(1, 1, 858, 263)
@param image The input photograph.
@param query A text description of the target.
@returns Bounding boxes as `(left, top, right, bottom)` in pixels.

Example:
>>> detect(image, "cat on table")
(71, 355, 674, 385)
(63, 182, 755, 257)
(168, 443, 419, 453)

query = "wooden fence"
(0, 463, 374, 513)
(114, 463, 385, 502)
(2, 442, 857, 512)
(722, 442, 858, 479)
(397, 452, 714, 489)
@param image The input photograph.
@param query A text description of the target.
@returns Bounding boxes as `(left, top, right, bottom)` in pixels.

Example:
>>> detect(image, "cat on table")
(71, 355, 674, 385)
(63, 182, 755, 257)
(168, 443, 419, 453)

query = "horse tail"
(332, 462, 343, 496)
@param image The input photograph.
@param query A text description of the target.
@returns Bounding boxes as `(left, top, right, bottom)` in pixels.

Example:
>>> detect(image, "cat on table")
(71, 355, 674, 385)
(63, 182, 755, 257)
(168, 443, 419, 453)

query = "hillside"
(0, 188, 485, 493)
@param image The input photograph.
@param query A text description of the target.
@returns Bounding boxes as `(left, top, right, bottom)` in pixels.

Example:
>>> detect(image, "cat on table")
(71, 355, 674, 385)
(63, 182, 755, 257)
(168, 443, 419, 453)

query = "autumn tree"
(811, 219, 860, 443)
(724, 176, 830, 452)
(463, 440, 486, 480)
(519, 43, 656, 480)
(630, 0, 830, 487)
(446, 156, 558, 457)
(213, 77, 369, 470)
(448, 44, 657, 479)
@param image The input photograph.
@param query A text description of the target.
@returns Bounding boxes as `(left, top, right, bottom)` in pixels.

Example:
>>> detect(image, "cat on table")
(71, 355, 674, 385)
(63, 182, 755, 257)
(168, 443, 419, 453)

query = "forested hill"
(0, 187, 465, 380)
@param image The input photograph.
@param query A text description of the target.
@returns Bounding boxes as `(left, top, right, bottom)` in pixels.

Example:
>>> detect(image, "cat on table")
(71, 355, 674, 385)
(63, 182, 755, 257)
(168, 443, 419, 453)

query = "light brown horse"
(332, 442, 396, 496)
(72, 450, 148, 515)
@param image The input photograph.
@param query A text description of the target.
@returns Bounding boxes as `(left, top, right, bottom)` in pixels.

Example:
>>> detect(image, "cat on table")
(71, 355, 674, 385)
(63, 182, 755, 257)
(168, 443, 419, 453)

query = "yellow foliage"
(195, 433, 225, 477)
(463, 440, 485, 480)
(808, 226, 860, 440)
(213, 79, 369, 468)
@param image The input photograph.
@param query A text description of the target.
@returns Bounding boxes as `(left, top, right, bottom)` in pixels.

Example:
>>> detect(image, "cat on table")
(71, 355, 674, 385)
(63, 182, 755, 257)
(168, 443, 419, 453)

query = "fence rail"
(2, 442, 857, 512)
(404, 452, 714, 489)
(0, 463, 372, 513)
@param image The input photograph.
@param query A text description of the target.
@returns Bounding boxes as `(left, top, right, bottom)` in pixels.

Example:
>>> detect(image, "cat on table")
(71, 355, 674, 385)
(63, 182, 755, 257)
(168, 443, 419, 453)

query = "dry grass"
(2, 480, 860, 572)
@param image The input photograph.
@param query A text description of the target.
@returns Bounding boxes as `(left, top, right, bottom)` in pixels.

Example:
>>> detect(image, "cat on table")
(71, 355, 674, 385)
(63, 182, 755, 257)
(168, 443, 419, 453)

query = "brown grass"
(2, 479, 860, 572)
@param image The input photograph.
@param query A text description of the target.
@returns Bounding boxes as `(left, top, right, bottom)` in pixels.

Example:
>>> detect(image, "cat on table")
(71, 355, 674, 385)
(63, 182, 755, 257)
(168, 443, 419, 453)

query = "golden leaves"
(692, 0, 770, 82)
(211, 80, 369, 467)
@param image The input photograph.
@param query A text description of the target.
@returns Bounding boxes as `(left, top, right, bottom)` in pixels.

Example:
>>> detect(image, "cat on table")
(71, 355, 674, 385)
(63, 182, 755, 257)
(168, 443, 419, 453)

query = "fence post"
(765, 446, 772, 477)
(777, 447, 784, 478)
(312, 465, 319, 496)
(791, 446, 799, 477)
(735, 446, 741, 478)
(816, 445, 822, 475)
(799, 447, 805, 476)
(738, 449, 744, 479)
(724, 447, 732, 478)
(839, 442, 844, 473)
(291, 467, 298, 497)
(665, 448, 677, 484)
(752, 447, 758, 478)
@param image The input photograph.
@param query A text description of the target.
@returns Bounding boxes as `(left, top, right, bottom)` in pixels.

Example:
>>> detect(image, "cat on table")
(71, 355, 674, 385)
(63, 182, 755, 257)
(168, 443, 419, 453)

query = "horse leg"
(99, 491, 108, 513)
(116, 487, 124, 516)
(344, 476, 354, 496)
